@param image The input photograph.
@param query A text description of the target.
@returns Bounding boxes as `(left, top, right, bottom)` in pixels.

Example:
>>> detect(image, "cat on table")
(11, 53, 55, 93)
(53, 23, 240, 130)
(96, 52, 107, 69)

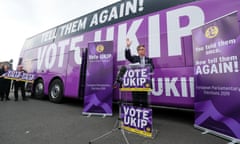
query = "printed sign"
(2, 71, 35, 83)
(120, 65, 152, 92)
(193, 12, 240, 140)
(121, 104, 153, 138)
(83, 41, 114, 116)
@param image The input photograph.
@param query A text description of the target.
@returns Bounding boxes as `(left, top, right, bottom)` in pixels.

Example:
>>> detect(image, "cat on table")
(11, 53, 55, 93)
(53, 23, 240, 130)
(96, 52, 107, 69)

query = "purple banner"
(2, 71, 35, 83)
(121, 104, 153, 138)
(193, 12, 240, 139)
(120, 65, 152, 92)
(83, 41, 113, 116)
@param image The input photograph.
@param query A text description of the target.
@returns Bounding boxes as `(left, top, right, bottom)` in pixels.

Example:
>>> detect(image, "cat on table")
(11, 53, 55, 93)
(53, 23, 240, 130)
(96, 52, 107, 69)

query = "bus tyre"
(49, 79, 63, 103)
(33, 79, 45, 99)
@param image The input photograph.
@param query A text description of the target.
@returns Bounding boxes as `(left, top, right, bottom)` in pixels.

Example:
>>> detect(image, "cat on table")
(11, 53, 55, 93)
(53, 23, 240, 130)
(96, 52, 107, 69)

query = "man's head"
(4, 64, 9, 71)
(17, 65, 23, 71)
(137, 45, 146, 57)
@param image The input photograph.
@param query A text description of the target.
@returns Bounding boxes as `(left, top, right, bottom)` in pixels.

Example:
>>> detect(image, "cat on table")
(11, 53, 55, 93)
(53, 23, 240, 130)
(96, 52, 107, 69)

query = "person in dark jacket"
(124, 38, 154, 107)
(13, 65, 27, 101)
(0, 64, 5, 101)
(3, 64, 11, 100)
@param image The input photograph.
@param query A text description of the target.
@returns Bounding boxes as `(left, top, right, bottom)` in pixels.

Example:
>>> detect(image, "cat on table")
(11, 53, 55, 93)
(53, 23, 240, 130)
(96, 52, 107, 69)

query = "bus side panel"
(183, 36, 194, 67)
(150, 67, 194, 108)
(33, 44, 69, 95)
(64, 51, 81, 98)
(63, 33, 94, 98)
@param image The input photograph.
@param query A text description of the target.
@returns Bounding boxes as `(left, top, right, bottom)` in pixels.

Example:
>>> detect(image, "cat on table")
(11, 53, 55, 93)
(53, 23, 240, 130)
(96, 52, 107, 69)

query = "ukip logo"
(96, 44, 104, 53)
(205, 26, 219, 39)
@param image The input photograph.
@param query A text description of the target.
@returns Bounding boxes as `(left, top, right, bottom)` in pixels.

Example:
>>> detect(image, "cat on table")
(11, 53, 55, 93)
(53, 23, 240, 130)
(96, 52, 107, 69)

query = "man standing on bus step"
(124, 38, 154, 107)
(13, 65, 27, 101)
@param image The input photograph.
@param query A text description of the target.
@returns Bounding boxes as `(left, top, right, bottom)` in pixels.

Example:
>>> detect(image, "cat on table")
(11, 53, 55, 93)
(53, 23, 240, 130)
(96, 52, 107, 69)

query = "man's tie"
(141, 57, 145, 65)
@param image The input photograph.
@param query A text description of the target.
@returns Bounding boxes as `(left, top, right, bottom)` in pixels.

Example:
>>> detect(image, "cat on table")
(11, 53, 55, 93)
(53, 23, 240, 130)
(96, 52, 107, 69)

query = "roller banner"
(192, 12, 240, 141)
(83, 41, 114, 116)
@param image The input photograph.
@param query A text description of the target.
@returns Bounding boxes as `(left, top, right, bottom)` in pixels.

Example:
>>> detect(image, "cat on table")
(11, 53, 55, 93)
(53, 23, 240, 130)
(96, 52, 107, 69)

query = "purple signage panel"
(120, 65, 152, 92)
(121, 104, 153, 138)
(2, 71, 35, 83)
(193, 12, 240, 140)
(83, 41, 114, 116)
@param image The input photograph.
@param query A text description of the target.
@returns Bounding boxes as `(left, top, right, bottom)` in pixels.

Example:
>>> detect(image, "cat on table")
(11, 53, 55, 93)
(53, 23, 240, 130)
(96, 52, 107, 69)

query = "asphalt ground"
(0, 93, 230, 144)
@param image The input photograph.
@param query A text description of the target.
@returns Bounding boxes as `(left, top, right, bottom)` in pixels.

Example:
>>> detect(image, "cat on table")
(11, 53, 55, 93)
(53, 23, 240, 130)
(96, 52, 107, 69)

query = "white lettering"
(94, 31, 101, 42)
(151, 77, 194, 97)
(106, 27, 114, 41)
(41, 29, 56, 42)
(90, 14, 98, 27)
(37, 46, 47, 70)
(165, 77, 179, 97)
(58, 39, 70, 67)
(125, 0, 137, 16)
(99, 10, 108, 24)
(70, 36, 83, 65)
(45, 43, 57, 69)
(167, 6, 204, 56)
(108, 6, 118, 21)
(148, 14, 161, 58)
(117, 19, 143, 61)
(60, 18, 87, 36)
(195, 62, 237, 75)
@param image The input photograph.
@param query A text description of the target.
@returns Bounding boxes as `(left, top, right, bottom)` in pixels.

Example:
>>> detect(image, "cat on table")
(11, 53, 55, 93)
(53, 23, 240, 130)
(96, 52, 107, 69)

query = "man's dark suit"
(125, 48, 154, 107)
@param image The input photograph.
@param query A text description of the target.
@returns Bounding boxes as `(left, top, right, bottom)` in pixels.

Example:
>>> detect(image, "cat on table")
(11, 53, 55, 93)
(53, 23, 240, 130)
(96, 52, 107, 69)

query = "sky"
(0, 0, 120, 68)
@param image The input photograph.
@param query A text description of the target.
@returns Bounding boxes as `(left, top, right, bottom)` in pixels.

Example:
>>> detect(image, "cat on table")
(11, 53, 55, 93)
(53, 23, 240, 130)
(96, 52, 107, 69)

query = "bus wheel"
(49, 79, 63, 103)
(33, 79, 45, 99)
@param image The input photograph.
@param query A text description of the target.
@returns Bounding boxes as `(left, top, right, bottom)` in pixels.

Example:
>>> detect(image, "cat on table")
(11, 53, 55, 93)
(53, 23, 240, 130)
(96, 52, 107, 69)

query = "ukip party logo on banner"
(192, 11, 240, 139)
(96, 44, 104, 53)
(205, 26, 219, 39)
(121, 104, 153, 138)
(120, 65, 151, 92)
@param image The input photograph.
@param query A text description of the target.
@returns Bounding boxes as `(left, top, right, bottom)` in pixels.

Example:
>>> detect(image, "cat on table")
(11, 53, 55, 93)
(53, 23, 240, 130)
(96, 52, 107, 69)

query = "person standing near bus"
(13, 65, 27, 101)
(0, 64, 5, 101)
(3, 64, 11, 100)
(124, 38, 154, 107)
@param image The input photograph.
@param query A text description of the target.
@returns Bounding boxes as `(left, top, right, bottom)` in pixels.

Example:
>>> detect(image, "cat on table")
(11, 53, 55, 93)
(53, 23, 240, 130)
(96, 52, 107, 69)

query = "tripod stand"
(89, 90, 130, 144)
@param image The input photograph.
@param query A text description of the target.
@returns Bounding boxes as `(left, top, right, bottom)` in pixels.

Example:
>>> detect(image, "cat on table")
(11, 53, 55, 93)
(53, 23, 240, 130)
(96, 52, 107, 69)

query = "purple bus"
(19, 0, 240, 108)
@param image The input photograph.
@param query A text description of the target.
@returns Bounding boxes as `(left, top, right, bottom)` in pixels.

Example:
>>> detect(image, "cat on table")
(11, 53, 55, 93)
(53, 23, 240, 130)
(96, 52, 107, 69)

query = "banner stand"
(89, 89, 130, 144)
(192, 12, 240, 142)
(82, 112, 110, 118)
(83, 41, 114, 117)
(194, 125, 240, 144)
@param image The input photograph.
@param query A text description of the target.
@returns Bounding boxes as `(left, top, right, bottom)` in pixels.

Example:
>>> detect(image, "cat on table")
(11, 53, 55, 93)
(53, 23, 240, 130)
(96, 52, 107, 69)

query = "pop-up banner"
(83, 41, 114, 116)
(192, 11, 240, 141)
(121, 104, 153, 138)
